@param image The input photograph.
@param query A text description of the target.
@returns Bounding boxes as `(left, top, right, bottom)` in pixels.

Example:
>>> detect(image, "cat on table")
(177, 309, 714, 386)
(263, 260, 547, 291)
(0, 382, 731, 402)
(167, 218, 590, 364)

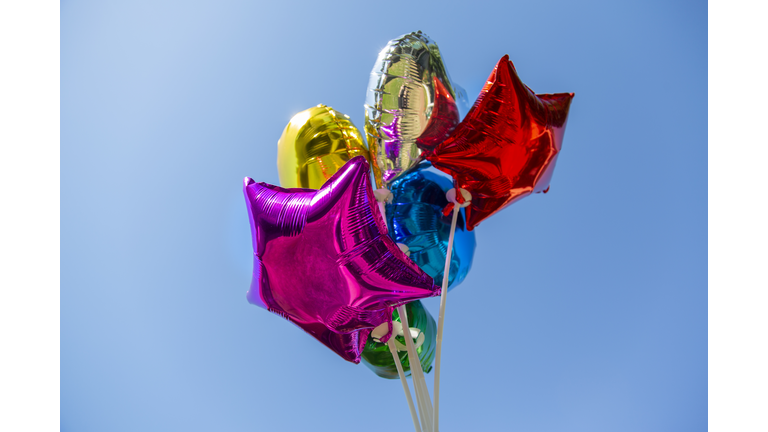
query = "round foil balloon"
(386, 163, 475, 291)
(361, 300, 436, 379)
(277, 104, 369, 189)
(364, 31, 462, 189)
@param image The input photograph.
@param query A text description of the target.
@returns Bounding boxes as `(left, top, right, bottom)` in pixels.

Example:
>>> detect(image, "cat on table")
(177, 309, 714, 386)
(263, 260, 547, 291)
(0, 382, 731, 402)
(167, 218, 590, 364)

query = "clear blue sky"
(61, 1, 707, 431)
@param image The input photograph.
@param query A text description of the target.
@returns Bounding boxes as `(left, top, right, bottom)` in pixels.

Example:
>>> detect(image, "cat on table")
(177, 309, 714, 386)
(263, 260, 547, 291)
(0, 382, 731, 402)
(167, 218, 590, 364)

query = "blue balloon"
(386, 162, 476, 291)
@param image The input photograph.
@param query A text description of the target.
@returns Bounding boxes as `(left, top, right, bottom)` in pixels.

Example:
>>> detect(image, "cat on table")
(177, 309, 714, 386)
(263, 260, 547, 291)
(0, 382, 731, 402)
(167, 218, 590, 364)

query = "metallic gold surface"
(364, 31, 461, 188)
(277, 105, 369, 189)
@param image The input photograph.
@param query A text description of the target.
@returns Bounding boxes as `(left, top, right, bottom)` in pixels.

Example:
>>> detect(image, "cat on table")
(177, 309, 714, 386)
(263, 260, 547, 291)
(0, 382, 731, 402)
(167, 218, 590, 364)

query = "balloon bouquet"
(242, 31, 574, 432)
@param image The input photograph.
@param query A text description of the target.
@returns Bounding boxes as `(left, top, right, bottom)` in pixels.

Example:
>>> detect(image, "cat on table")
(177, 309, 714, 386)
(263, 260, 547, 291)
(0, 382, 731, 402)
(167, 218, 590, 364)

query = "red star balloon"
(426, 55, 574, 230)
(243, 156, 440, 363)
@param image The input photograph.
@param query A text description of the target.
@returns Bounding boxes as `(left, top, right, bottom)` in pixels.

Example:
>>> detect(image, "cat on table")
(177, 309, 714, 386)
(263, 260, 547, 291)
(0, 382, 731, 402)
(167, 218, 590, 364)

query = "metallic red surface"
(415, 77, 460, 153)
(426, 56, 574, 230)
(243, 156, 440, 363)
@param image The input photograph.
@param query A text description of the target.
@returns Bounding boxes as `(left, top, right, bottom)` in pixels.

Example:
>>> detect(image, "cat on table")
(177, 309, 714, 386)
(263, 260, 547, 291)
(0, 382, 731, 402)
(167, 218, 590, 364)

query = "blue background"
(62, 1, 707, 431)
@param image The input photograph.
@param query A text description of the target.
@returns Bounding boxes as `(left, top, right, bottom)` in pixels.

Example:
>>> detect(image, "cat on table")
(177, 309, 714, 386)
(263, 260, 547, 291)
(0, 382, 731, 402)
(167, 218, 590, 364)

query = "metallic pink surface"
(243, 156, 440, 363)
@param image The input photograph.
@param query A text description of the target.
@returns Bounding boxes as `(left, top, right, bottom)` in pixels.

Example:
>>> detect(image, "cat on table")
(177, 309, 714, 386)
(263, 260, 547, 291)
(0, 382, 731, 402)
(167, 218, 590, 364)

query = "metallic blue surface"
(386, 162, 476, 291)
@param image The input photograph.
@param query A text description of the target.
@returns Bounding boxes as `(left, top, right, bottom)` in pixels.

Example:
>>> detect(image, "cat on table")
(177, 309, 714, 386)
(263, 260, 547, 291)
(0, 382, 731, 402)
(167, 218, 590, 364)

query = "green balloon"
(361, 301, 436, 379)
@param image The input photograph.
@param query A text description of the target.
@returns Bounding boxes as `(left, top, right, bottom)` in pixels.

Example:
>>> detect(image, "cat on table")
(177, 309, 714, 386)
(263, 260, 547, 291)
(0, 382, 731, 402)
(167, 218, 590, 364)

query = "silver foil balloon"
(364, 31, 463, 189)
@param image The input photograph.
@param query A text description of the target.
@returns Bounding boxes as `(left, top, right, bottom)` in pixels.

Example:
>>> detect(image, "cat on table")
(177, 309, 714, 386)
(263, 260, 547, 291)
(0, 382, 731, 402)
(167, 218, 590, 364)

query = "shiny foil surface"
(361, 301, 436, 379)
(387, 163, 475, 291)
(277, 105, 369, 189)
(415, 77, 460, 154)
(364, 31, 461, 188)
(243, 156, 441, 363)
(426, 56, 574, 230)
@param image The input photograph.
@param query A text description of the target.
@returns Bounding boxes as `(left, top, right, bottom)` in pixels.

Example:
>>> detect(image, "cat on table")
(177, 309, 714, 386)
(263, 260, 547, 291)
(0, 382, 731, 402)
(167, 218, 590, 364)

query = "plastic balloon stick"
(388, 337, 421, 432)
(399, 305, 433, 431)
(432, 188, 470, 432)
(396, 306, 428, 430)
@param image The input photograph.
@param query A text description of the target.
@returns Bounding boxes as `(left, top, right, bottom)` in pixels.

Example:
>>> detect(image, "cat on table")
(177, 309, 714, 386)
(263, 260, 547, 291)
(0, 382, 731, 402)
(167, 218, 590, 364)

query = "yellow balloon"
(277, 105, 370, 189)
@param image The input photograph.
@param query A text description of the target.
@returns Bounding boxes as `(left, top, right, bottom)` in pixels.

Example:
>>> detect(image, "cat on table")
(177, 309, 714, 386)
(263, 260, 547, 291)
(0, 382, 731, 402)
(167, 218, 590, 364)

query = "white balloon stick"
(398, 305, 433, 432)
(388, 337, 421, 432)
(432, 188, 471, 432)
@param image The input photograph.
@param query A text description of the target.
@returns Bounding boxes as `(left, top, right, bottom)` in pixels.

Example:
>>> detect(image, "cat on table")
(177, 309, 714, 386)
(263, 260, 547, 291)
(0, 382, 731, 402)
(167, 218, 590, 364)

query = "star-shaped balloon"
(426, 55, 574, 230)
(243, 156, 440, 363)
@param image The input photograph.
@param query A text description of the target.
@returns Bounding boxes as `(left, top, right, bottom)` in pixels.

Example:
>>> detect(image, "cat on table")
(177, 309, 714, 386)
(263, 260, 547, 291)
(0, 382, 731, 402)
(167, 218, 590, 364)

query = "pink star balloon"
(243, 156, 440, 363)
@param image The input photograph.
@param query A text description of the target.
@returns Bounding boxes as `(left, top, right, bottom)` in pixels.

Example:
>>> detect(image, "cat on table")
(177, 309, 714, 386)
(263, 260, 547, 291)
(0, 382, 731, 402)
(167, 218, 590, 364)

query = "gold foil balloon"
(277, 105, 369, 189)
(364, 31, 463, 189)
